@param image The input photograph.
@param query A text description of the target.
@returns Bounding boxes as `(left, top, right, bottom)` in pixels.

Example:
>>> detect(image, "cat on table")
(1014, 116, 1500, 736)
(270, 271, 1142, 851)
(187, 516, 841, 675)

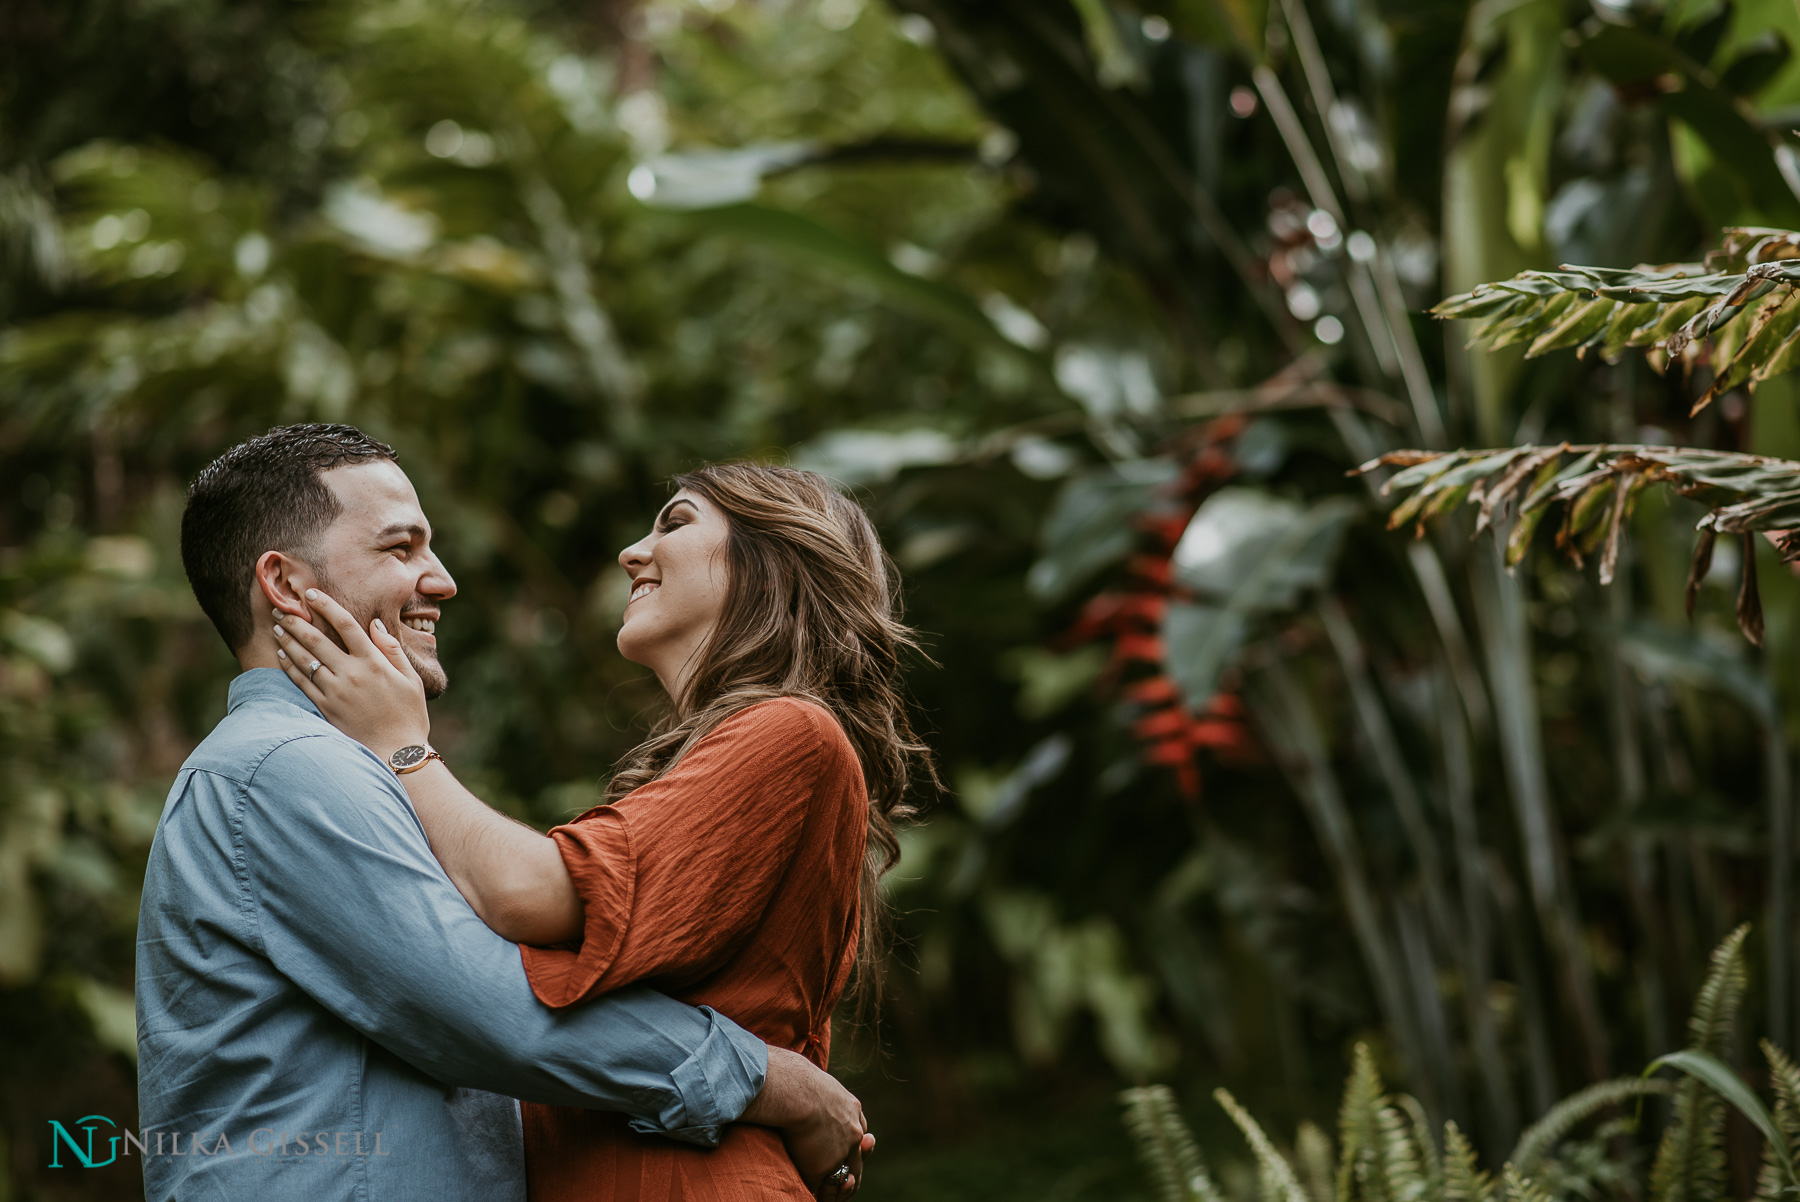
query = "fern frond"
(1216, 1087, 1312, 1202)
(1498, 1165, 1551, 1202)
(1121, 1085, 1227, 1202)
(1295, 1120, 1335, 1202)
(1757, 1138, 1788, 1202)
(1441, 1122, 1494, 1202)
(1396, 1095, 1438, 1195)
(1508, 1076, 1675, 1174)
(1649, 925, 1750, 1202)
(1688, 925, 1750, 1053)
(1757, 1040, 1800, 1202)
(1338, 1043, 1389, 1202)
(1765, 1039, 1800, 1146)
(1432, 228, 1800, 413)
(1376, 1103, 1428, 1202)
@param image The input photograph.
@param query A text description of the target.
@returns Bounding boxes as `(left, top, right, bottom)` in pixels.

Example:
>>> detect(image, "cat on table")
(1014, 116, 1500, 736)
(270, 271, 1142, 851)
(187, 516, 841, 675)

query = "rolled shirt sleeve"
(240, 733, 766, 1145)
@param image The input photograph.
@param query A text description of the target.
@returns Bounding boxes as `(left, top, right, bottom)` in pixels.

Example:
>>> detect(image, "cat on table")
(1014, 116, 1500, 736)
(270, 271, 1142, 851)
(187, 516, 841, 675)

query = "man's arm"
(748, 1047, 875, 1189)
(238, 733, 760, 1144)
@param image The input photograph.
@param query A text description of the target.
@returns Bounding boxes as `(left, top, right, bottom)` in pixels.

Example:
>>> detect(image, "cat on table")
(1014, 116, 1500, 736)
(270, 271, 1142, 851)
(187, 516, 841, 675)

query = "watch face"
(390, 745, 431, 770)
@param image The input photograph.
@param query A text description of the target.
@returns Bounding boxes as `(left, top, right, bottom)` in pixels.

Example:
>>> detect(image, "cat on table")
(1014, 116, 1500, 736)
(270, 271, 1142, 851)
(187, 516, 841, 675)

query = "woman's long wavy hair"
(604, 463, 938, 1007)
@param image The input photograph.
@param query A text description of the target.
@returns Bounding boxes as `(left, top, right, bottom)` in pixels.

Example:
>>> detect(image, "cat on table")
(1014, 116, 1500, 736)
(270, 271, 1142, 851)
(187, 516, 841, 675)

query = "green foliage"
(1125, 929, 1800, 1202)
(1296, 1121, 1336, 1202)
(1214, 1087, 1311, 1202)
(1756, 1040, 1800, 1200)
(1440, 1124, 1493, 1202)
(1497, 1166, 1550, 1202)
(1507, 1077, 1673, 1177)
(1121, 1085, 1229, 1202)
(20, 0, 1800, 1194)
(1649, 924, 1748, 1202)
(1126, 1042, 1559, 1202)
(1339, 1043, 1393, 1202)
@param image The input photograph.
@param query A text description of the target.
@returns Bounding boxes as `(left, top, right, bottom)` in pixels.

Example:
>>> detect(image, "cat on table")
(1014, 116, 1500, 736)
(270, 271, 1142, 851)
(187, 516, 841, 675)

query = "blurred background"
(9, 0, 1800, 1197)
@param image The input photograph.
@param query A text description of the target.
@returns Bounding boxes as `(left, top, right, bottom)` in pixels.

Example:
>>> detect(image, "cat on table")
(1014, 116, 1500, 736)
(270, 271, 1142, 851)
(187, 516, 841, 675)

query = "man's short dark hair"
(181, 424, 398, 651)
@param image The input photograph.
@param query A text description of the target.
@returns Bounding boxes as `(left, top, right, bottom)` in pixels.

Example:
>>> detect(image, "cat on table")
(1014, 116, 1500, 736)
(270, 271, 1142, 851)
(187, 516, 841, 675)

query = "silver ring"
(306, 660, 322, 680)
(826, 1164, 851, 1189)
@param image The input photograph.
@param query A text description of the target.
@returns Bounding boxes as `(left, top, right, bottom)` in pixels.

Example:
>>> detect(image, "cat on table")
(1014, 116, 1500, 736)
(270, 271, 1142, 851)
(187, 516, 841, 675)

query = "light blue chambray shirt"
(135, 669, 766, 1202)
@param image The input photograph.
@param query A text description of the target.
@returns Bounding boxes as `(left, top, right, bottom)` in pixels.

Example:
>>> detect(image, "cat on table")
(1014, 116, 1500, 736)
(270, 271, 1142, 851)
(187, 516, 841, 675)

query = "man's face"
(307, 461, 457, 698)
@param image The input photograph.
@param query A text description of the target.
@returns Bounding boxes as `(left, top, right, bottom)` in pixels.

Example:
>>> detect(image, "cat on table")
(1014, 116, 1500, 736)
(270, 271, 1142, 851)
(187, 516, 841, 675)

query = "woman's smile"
(616, 490, 731, 698)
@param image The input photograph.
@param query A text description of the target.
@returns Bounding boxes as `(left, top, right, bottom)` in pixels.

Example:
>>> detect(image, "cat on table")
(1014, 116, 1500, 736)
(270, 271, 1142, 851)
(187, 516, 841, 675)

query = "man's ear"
(255, 551, 318, 621)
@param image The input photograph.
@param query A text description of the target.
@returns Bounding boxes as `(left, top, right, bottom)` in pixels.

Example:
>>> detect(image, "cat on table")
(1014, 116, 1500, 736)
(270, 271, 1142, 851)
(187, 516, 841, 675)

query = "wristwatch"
(388, 745, 444, 776)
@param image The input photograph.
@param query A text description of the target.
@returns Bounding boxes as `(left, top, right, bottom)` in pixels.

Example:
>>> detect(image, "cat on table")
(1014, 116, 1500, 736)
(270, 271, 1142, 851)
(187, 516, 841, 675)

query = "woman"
(270, 463, 934, 1200)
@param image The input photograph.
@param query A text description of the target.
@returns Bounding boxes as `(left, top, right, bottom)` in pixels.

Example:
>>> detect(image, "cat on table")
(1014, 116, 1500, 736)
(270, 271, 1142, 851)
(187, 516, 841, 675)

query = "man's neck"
(237, 637, 282, 674)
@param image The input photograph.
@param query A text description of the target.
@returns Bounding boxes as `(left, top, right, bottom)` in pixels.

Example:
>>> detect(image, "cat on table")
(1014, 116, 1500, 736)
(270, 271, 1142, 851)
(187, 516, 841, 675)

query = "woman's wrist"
(364, 731, 432, 760)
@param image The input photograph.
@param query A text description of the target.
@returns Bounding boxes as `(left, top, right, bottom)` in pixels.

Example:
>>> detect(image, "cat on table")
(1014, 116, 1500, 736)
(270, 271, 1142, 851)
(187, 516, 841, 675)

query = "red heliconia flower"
(1134, 708, 1190, 740)
(1124, 675, 1181, 706)
(1188, 717, 1249, 750)
(1127, 554, 1173, 588)
(1137, 511, 1191, 550)
(1110, 631, 1166, 665)
(1046, 418, 1266, 802)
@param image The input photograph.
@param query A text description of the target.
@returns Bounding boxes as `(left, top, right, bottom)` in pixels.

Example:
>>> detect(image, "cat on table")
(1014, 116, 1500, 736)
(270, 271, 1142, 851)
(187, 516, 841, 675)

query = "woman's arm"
(272, 591, 582, 945)
(387, 761, 582, 945)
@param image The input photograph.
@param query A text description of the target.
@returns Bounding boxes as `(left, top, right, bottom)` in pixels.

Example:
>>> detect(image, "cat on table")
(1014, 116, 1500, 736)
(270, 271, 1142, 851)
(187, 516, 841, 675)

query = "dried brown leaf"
(1739, 534, 1765, 646)
(1686, 528, 1716, 621)
(1475, 444, 1566, 536)
(1598, 474, 1635, 585)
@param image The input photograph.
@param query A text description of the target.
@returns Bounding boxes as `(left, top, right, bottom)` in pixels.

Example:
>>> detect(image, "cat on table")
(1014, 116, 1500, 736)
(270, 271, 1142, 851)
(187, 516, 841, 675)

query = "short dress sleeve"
(521, 698, 856, 1009)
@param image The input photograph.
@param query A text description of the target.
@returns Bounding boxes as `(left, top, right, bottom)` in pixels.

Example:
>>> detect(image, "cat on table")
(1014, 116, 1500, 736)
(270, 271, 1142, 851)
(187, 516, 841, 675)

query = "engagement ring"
(306, 660, 322, 679)
(826, 1164, 852, 1190)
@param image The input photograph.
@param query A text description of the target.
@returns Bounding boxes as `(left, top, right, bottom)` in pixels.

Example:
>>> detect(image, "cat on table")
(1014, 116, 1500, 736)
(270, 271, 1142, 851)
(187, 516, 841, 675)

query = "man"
(138, 424, 868, 1200)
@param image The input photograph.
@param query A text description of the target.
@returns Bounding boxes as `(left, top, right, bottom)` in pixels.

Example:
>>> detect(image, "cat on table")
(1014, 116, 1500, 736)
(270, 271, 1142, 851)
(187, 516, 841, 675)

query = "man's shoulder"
(181, 697, 380, 789)
(170, 698, 422, 866)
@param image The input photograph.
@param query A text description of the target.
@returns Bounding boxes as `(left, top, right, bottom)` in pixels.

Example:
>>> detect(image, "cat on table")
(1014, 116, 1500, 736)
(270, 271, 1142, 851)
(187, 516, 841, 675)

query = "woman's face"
(617, 489, 731, 697)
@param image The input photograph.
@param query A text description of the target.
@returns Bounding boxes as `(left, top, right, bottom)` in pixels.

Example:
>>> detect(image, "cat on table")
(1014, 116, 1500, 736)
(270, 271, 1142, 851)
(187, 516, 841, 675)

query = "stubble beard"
(312, 570, 449, 700)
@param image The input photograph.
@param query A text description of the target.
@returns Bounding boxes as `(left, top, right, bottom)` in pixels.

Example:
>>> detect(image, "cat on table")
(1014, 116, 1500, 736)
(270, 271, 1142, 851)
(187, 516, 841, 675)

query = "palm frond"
(1121, 1085, 1229, 1202)
(1354, 444, 1800, 643)
(1648, 925, 1750, 1202)
(1508, 1077, 1675, 1176)
(1441, 1122, 1494, 1202)
(1432, 227, 1800, 415)
(1216, 1087, 1313, 1202)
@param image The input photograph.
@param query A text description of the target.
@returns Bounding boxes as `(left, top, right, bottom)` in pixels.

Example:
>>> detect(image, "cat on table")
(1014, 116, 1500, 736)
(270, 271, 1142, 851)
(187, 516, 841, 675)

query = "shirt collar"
(227, 667, 324, 719)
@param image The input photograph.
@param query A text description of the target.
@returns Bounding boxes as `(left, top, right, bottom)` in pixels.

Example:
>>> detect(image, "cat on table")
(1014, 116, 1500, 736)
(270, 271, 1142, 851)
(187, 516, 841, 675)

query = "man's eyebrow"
(373, 521, 430, 543)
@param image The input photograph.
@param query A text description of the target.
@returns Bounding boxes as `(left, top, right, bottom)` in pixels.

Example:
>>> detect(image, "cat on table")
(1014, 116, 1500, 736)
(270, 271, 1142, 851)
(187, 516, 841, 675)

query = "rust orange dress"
(518, 697, 867, 1201)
